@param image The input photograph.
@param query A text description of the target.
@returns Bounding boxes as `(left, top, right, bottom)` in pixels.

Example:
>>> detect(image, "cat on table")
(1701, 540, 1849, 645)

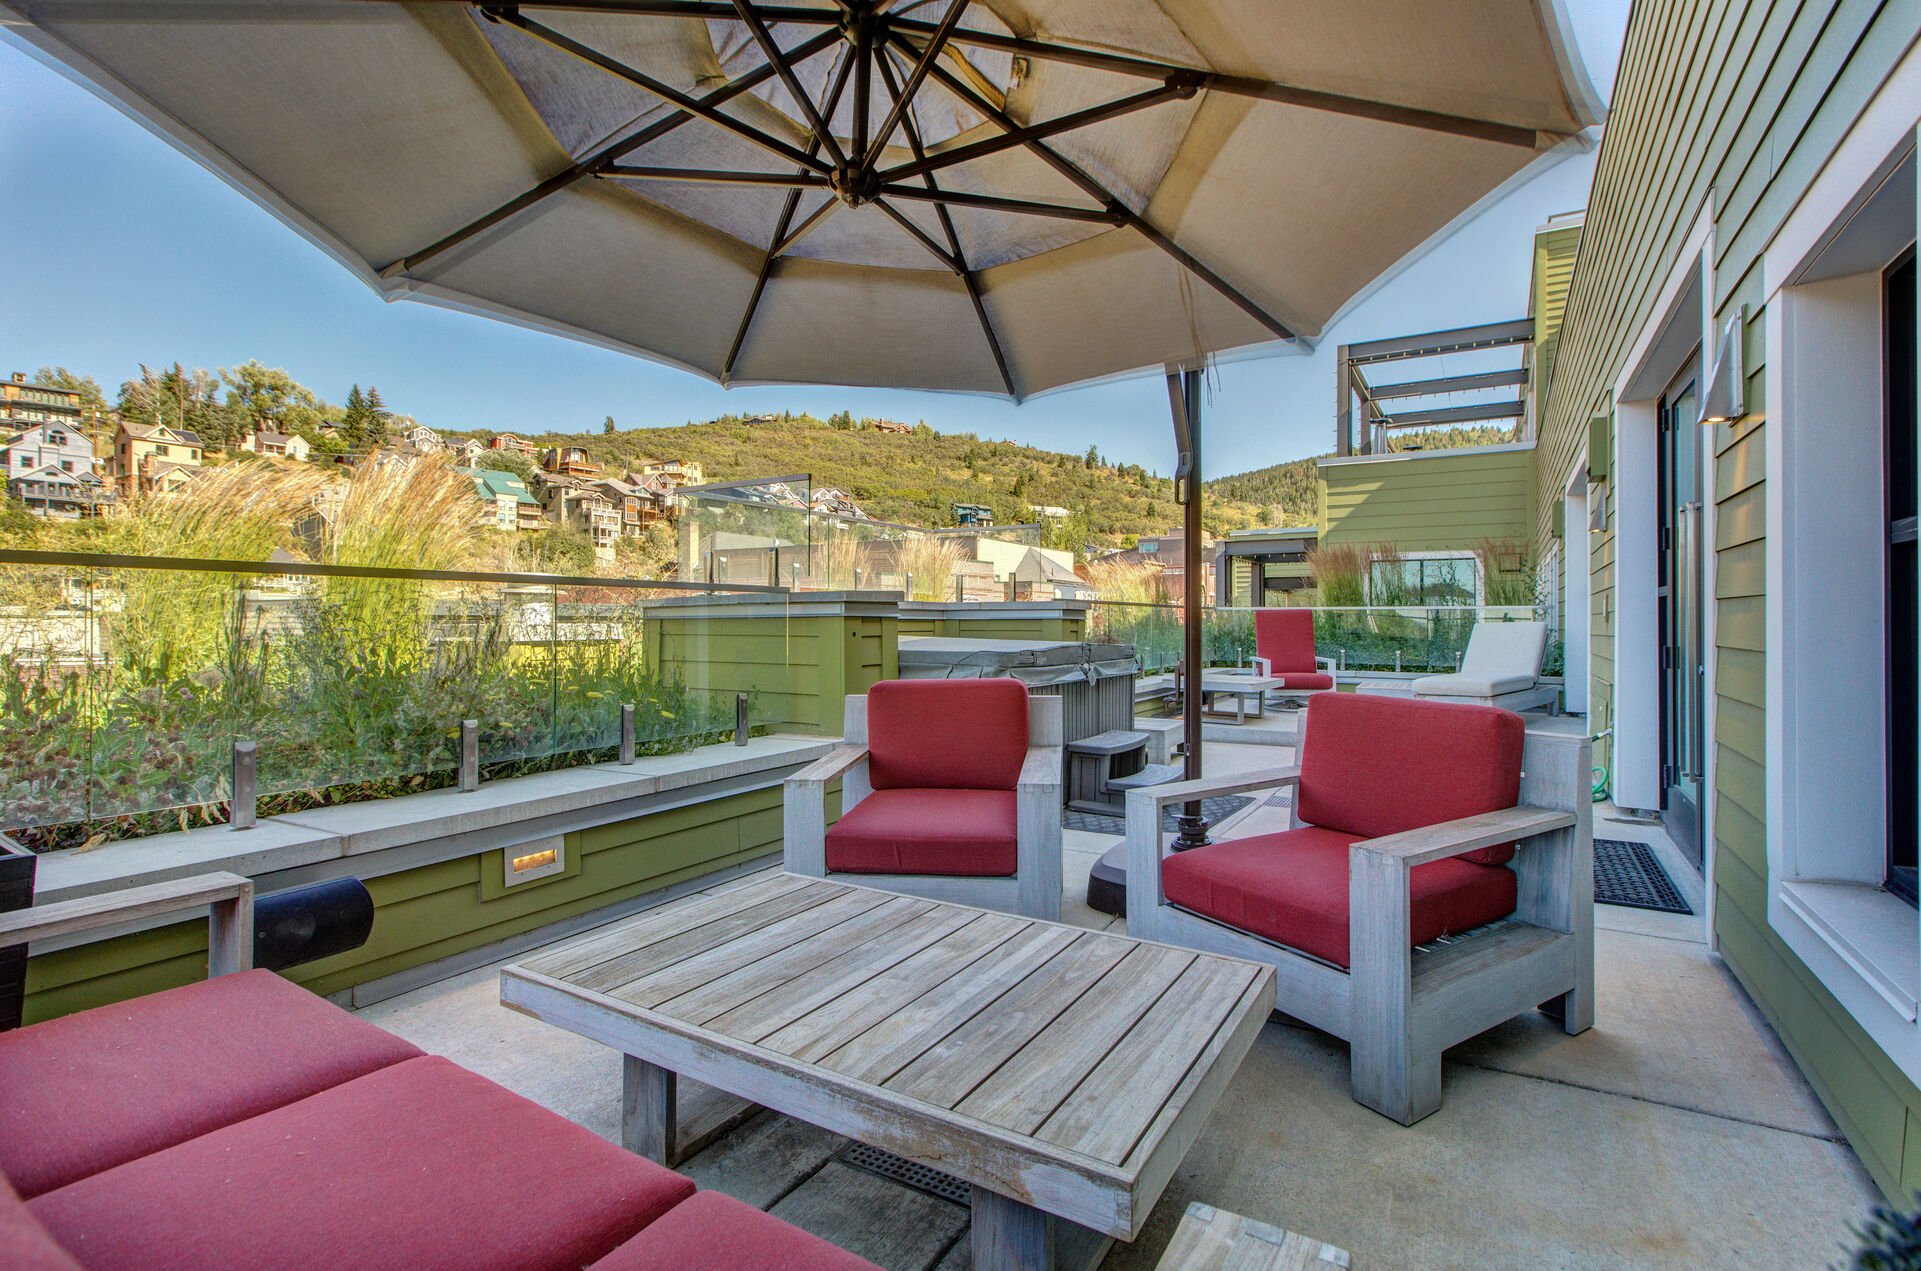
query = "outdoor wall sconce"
(1700, 306, 1748, 424)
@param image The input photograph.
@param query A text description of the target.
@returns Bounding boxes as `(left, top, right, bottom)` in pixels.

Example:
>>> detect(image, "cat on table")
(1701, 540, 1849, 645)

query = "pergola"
(1334, 317, 1538, 456)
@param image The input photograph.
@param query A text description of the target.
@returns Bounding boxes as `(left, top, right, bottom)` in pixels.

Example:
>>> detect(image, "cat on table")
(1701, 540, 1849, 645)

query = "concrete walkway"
(359, 740, 1880, 1269)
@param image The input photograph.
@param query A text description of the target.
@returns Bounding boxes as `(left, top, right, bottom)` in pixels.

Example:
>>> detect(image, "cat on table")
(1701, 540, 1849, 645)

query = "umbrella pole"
(1166, 367, 1211, 849)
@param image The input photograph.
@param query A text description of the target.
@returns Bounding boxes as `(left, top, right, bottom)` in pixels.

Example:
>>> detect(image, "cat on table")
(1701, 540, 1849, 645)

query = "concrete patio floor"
(358, 739, 1880, 1269)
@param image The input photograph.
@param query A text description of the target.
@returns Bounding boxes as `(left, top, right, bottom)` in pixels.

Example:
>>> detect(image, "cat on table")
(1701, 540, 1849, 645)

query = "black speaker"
(254, 877, 374, 973)
(0, 835, 34, 1031)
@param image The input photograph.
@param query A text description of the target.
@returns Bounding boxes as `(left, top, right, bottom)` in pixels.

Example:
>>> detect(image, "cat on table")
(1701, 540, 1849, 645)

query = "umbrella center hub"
(831, 163, 881, 208)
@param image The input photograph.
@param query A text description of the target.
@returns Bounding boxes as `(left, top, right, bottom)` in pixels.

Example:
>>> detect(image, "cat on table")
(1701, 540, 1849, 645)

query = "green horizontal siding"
(1538, 0, 1921, 1198)
(23, 785, 785, 1024)
(1319, 449, 1534, 552)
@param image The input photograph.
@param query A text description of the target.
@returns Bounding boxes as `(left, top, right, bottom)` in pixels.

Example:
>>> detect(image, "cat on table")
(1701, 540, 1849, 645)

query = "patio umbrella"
(4, 0, 1600, 822)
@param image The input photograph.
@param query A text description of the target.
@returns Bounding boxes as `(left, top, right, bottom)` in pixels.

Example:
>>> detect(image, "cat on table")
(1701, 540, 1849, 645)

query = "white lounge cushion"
(1459, 621, 1548, 679)
(1411, 672, 1539, 698)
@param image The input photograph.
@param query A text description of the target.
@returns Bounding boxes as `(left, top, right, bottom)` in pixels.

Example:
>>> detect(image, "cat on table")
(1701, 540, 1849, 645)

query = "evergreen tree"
(364, 387, 392, 447)
(340, 385, 369, 451)
(603, 415, 616, 434)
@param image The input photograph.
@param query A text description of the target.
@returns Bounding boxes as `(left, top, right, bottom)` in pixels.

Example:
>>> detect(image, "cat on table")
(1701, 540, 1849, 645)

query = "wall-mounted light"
(1700, 306, 1748, 425)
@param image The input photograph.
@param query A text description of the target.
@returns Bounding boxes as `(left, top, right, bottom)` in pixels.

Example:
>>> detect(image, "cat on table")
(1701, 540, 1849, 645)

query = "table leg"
(622, 1054, 676, 1165)
(970, 1186, 1110, 1271)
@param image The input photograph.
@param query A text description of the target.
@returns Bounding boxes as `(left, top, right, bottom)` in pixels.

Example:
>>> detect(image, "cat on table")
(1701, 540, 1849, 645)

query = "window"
(1887, 248, 1917, 906)
(1368, 554, 1480, 606)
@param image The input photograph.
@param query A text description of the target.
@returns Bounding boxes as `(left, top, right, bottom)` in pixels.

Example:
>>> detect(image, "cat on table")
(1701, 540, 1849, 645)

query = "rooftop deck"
(358, 739, 1877, 1270)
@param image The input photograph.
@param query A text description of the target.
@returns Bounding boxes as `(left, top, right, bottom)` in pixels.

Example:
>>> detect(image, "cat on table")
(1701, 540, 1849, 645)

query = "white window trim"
(1762, 40, 1921, 1078)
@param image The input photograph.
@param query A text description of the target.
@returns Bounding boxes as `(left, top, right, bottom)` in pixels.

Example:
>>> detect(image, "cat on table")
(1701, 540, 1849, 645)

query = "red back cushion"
(0, 1175, 81, 1271)
(1296, 693, 1525, 865)
(1255, 609, 1318, 674)
(865, 678, 1029, 791)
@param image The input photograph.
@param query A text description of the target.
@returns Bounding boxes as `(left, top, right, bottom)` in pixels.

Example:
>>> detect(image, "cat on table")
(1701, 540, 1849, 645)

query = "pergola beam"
(1364, 367, 1529, 399)
(380, 24, 841, 277)
(1378, 400, 1526, 428)
(910, 45, 1297, 343)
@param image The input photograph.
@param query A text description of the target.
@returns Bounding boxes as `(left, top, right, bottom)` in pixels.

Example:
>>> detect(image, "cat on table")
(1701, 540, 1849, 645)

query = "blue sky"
(0, 5, 1627, 477)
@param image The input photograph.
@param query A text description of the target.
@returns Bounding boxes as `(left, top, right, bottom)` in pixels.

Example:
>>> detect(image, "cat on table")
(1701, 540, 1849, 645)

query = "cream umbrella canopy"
(4, 0, 1600, 819)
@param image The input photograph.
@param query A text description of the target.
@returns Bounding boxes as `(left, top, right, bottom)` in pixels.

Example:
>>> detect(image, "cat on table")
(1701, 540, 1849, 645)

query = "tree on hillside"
(1083, 446, 1099, 469)
(476, 450, 537, 483)
(364, 387, 393, 447)
(603, 415, 616, 434)
(515, 525, 596, 575)
(34, 366, 108, 415)
(221, 361, 325, 441)
(120, 363, 238, 449)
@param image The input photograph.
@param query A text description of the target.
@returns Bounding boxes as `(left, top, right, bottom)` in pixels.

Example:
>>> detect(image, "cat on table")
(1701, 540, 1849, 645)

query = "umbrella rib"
(874, 184, 1123, 224)
(862, 0, 968, 169)
(906, 43, 1297, 343)
(430, 1, 845, 21)
(887, 18, 1545, 149)
(876, 46, 1014, 398)
(878, 79, 1192, 184)
(602, 167, 831, 187)
(772, 197, 844, 255)
(730, 0, 848, 169)
(722, 44, 858, 382)
(495, 10, 834, 176)
(871, 199, 963, 273)
(379, 23, 842, 278)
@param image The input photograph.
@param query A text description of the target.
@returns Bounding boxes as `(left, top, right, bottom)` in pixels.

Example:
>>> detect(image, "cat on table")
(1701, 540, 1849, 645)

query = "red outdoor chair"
(1253, 609, 1337, 707)
(1125, 692, 1592, 1124)
(783, 678, 1064, 920)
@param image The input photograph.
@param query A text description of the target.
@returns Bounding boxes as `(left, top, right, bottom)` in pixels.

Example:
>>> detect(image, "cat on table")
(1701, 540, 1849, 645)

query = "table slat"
(569, 884, 854, 995)
(517, 872, 816, 981)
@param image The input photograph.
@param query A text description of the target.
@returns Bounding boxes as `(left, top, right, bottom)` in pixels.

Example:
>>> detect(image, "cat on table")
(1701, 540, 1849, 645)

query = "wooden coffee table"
(501, 872, 1275, 1271)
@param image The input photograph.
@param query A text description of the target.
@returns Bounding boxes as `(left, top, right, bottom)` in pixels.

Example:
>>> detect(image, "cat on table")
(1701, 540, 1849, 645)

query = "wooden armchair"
(1126, 693, 1591, 1124)
(784, 679, 1064, 921)
(1253, 608, 1337, 707)
(0, 872, 254, 980)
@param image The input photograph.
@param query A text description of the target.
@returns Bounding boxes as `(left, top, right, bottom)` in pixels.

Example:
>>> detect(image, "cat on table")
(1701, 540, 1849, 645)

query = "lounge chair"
(1125, 692, 1593, 1124)
(1411, 619, 1558, 714)
(1253, 608, 1337, 708)
(783, 678, 1064, 921)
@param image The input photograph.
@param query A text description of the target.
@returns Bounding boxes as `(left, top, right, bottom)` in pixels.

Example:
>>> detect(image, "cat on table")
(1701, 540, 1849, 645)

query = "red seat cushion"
(1272, 672, 1334, 690)
(1161, 826, 1518, 968)
(1296, 692, 1525, 865)
(590, 1191, 881, 1271)
(0, 968, 423, 1198)
(825, 788, 1018, 876)
(866, 678, 1027, 791)
(1255, 609, 1320, 675)
(28, 1055, 695, 1271)
(0, 1175, 82, 1271)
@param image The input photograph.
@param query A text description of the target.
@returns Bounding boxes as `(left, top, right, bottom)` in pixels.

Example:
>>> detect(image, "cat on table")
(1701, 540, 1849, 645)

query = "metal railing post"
(735, 693, 750, 746)
(620, 704, 636, 764)
(460, 720, 479, 792)
(231, 740, 257, 831)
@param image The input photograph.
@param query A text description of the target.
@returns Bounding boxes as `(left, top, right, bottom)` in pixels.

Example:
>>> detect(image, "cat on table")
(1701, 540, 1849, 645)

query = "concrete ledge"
(31, 734, 835, 906)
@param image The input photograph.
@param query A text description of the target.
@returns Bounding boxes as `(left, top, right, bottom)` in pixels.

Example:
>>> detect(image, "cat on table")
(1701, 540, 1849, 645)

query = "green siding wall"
(1536, 0, 1921, 1198)
(645, 608, 897, 735)
(1319, 447, 1535, 551)
(1532, 222, 1583, 403)
(23, 785, 785, 1024)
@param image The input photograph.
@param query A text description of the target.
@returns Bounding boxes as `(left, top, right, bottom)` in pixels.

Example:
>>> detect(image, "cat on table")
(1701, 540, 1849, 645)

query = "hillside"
(459, 414, 1275, 550)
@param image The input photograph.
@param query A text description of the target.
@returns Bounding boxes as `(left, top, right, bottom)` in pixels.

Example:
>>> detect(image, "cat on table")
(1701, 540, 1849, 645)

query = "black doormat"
(1595, 838, 1693, 914)
(1062, 795, 1254, 837)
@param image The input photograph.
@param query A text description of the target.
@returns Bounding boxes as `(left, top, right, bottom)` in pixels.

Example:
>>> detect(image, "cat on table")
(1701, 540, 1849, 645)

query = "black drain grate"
(1063, 794, 1254, 837)
(1595, 838, 1692, 914)
(836, 1143, 970, 1206)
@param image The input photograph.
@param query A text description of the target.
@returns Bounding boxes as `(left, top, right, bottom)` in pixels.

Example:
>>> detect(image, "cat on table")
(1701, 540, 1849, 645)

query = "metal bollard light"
(231, 739, 257, 830)
(620, 703, 636, 764)
(460, 720, 479, 792)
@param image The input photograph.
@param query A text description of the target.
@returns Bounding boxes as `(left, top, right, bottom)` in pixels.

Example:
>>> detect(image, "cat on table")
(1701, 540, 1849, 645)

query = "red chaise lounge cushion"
(824, 788, 1018, 876)
(864, 678, 1028, 791)
(0, 968, 423, 1198)
(0, 1175, 81, 1271)
(28, 1055, 695, 1271)
(1295, 692, 1526, 866)
(1160, 825, 1518, 968)
(590, 1191, 881, 1271)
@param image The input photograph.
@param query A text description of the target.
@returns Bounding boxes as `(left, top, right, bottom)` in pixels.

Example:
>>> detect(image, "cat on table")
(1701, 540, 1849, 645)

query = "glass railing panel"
(0, 562, 98, 837)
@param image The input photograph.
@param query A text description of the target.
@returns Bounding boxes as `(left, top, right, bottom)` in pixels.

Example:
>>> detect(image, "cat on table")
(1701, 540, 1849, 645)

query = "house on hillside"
(460, 466, 542, 533)
(809, 486, 867, 519)
(487, 432, 538, 456)
(1009, 548, 1092, 601)
(402, 425, 444, 452)
(869, 419, 912, 434)
(541, 445, 599, 477)
(592, 476, 666, 535)
(110, 421, 203, 494)
(3, 418, 98, 486)
(633, 458, 702, 490)
(450, 437, 485, 465)
(1027, 504, 1072, 521)
(239, 431, 312, 462)
(6, 464, 112, 518)
(952, 502, 994, 527)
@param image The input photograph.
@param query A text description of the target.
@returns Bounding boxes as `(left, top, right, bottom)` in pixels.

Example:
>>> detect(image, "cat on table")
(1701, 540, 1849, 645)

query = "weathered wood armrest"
(785, 745, 869, 787)
(1349, 806, 1576, 869)
(0, 871, 254, 976)
(1017, 745, 1062, 793)
(1124, 767, 1301, 821)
